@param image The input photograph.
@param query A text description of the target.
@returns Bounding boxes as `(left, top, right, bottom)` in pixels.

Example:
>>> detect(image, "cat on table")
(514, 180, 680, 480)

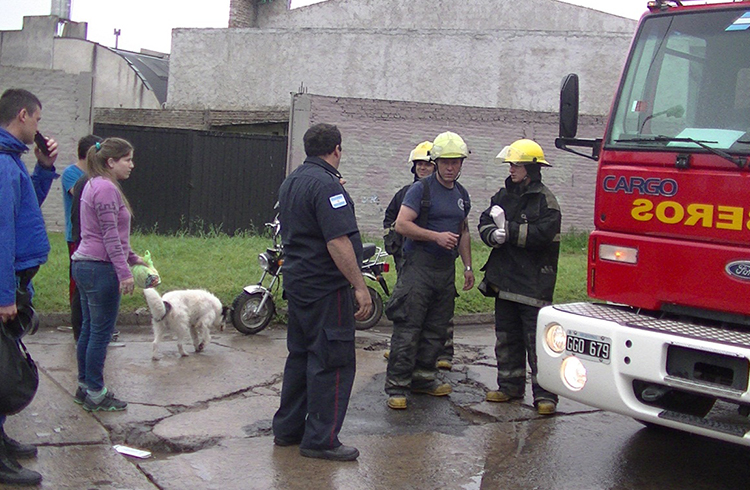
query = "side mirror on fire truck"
(559, 73, 579, 139)
(555, 73, 602, 161)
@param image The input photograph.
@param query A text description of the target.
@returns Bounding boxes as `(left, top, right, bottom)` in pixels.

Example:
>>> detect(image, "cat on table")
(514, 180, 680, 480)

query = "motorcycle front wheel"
(231, 291, 275, 335)
(355, 286, 383, 330)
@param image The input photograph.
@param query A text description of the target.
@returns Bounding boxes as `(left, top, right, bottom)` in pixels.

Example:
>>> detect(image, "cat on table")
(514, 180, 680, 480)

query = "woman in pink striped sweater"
(71, 137, 146, 412)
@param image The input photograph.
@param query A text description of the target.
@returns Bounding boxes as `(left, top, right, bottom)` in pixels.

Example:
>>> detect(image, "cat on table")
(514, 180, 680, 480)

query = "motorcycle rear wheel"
(231, 291, 275, 335)
(355, 286, 383, 330)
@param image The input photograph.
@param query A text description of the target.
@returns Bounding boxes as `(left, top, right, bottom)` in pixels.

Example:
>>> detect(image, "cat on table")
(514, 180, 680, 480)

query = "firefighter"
(382, 141, 454, 370)
(383, 141, 435, 274)
(477, 139, 561, 415)
(384, 131, 474, 410)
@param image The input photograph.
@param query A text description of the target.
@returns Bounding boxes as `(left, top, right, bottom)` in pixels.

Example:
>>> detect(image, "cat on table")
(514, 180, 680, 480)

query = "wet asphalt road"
(3, 319, 750, 489)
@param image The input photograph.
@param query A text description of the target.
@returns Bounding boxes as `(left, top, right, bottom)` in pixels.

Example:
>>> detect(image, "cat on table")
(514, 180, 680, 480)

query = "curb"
(40, 311, 154, 330)
(39, 311, 494, 331)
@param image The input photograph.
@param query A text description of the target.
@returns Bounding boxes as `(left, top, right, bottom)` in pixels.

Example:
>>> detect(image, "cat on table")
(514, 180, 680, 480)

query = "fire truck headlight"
(561, 356, 587, 391)
(544, 322, 566, 354)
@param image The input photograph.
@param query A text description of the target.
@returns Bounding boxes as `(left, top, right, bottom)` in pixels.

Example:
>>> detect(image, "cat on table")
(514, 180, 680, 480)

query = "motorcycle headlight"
(258, 253, 271, 271)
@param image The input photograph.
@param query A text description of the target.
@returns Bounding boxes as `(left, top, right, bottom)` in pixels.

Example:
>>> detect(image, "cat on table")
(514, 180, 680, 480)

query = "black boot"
(0, 438, 42, 486)
(1, 428, 37, 458)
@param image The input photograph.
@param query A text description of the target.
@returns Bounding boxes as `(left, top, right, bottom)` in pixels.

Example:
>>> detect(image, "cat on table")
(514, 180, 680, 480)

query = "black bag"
(0, 266, 41, 415)
(383, 226, 404, 256)
(0, 326, 39, 415)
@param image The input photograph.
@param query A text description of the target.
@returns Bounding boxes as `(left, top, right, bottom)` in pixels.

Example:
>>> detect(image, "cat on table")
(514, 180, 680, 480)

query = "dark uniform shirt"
(278, 156, 363, 304)
(401, 173, 470, 257)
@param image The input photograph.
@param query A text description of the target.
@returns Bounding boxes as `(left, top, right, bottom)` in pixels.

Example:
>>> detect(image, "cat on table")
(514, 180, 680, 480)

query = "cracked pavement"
(4, 319, 749, 489)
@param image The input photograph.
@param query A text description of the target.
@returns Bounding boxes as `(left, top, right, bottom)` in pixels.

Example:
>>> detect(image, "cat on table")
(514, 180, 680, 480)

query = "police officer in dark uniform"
(272, 123, 372, 461)
(384, 131, 475, 410)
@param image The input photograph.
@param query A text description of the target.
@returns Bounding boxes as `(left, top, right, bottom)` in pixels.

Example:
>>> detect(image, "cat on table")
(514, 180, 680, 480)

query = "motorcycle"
(355, 243, 390, 330)
(230, 218, 283, 335)
(230, 217, 391, 334)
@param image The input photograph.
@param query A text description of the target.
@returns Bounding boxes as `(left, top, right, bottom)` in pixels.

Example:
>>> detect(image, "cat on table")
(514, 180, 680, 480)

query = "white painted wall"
(169, 27, 631, 114)
(251, 0, 636, 33)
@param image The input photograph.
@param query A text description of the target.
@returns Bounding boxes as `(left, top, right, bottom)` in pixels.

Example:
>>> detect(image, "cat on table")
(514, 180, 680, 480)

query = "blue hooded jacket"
(0, 126, 57, 306)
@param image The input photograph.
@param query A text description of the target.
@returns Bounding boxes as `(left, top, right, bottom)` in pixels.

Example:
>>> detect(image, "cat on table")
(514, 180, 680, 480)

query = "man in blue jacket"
(0, 88, 59, 486)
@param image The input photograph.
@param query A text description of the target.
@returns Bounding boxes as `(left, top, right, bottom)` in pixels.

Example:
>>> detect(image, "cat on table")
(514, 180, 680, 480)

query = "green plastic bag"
(130, 250, 161, 289)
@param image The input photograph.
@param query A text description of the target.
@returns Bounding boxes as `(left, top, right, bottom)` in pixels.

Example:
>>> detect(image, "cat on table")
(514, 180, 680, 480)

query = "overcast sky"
(0, 0, 649, 54)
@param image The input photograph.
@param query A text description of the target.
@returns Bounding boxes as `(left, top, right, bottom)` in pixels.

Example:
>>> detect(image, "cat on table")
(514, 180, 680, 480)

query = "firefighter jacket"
(478, 175, 561, 307)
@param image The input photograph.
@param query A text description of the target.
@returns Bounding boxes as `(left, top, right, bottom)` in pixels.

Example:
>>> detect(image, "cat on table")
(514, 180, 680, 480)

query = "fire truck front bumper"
(536, 303, 750, 446)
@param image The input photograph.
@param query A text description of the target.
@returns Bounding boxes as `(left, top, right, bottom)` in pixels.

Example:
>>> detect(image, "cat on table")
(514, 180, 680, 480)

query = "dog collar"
(154, 301, 172, 322)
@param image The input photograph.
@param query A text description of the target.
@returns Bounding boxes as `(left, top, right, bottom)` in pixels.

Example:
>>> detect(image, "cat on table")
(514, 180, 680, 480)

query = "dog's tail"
(220, 305, 230, 331)
(143, 288, 171, 322)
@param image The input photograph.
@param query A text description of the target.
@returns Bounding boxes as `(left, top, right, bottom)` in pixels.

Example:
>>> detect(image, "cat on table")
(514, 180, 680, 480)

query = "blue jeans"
(72, 261, 121, 392)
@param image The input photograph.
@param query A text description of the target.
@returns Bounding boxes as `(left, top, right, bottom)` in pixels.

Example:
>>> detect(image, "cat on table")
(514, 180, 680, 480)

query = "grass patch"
(32, 230, 590, 318)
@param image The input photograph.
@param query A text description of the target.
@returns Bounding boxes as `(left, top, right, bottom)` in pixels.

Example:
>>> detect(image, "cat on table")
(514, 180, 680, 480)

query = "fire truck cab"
(537, 0, 750, 445)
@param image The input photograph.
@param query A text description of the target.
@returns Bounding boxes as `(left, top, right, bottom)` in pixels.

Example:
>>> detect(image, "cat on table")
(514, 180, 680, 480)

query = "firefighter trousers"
(384, 251, 456, 395)
(493, 298, 558, 403)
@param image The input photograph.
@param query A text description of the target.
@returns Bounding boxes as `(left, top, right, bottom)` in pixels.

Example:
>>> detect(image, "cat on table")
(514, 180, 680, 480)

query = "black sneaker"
(83, 390, 127, 412)
(74, 386, 86, 405)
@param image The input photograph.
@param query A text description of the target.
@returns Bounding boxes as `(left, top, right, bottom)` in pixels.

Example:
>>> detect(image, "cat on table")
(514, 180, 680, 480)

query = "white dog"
(143, 288, 227, 360)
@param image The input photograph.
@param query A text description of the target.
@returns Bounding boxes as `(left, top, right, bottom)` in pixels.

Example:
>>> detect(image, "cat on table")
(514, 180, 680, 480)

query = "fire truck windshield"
(608, 8, 750, 154)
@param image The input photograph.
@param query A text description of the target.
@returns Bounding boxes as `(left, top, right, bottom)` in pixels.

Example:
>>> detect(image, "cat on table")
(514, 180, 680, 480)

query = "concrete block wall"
(295, 94, 604, 237)
(95, 108, 208, 130)
(0, 66, 93, 233)
(229, 0, 261, 27)
(94, 107, 290, 131)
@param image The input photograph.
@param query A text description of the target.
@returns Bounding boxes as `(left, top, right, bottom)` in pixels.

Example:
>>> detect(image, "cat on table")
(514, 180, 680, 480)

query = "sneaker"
(387, 395, 407, 410)
(436, 359, 452, 370)
(74, 386, 86, 405)
(383, 351, 390, 360)
(108, 342, 126, 348)
(411, 382, 452, 397)
(300, 444, 359, 461)
(486, 391, 522, 403)
(536, 400, 557, 415)
(112, 330, 120, 341)
(83, 390, 127, 412)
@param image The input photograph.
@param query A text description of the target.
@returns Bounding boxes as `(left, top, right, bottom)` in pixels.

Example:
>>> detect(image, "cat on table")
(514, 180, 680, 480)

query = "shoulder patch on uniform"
(329, 194, 347, 209)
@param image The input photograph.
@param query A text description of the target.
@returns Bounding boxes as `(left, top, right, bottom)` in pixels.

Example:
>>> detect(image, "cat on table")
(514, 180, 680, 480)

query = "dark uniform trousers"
(385, 250, 456, 395)
(272, 286, 356, 450)
(494, 298, 558, 403)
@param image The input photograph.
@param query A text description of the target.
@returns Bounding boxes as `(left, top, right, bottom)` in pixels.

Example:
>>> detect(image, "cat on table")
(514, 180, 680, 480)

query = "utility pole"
(114, 28, 121, 49)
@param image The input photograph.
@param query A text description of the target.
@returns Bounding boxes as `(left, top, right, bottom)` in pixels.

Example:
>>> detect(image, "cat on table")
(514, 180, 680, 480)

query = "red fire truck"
(536, 0, 750, 445)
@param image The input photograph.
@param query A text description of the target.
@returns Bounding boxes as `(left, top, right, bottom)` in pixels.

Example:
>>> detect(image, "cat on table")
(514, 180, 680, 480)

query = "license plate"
(566, 331, 611, 364)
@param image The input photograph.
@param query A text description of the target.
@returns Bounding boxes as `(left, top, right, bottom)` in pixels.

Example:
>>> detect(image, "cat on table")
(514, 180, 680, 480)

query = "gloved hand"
(489, 205, 505, 230)
(492, 228, 506, 246)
